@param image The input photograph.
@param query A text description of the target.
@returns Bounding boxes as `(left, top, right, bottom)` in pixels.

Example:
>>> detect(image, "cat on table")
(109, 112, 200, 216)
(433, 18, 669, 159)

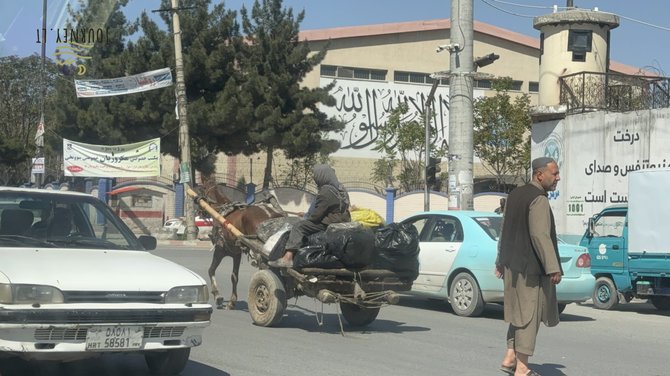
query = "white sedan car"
(0, 187, 212, 375)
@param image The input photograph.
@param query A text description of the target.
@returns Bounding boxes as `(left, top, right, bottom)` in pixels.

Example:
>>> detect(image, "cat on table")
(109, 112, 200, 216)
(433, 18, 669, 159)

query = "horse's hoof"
(215, 297, 225, 309)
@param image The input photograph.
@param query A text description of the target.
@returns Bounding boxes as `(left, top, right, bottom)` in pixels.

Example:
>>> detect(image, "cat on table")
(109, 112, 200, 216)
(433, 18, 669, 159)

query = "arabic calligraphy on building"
(320, 78, 483, 158)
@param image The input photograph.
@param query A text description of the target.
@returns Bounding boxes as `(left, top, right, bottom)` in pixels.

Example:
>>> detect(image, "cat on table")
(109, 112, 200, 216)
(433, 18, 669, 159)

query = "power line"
(478, 0, 536, 18)
(486, 0, 559, 10)
(612, 13, 670, 32)
(480, 0, 670, 33)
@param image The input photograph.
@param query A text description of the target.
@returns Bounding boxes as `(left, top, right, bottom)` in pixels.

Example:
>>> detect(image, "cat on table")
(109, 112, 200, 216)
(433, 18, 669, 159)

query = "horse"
(195, 184, 286, 310)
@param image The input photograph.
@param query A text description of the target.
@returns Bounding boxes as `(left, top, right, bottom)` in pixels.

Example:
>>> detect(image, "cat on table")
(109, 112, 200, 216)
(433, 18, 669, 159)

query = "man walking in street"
(495, 157, 563, 376)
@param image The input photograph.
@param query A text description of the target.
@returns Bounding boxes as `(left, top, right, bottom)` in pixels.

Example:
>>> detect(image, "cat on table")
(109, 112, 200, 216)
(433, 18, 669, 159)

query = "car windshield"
(0, 190, 141, 250)
(472, 216, 503, 240)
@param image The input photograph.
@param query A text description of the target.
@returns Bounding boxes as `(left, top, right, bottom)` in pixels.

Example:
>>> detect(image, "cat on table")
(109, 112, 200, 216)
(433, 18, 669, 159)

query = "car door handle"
(612, 245, 619, 250)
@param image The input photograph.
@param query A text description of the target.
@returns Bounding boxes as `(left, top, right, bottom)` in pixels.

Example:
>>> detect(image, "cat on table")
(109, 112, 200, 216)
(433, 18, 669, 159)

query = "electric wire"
(480, 0, 670, 33)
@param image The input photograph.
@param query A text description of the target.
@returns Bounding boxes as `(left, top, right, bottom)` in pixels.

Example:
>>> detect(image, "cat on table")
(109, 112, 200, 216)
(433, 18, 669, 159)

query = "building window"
(409, 72, 425, 83)
(474, 79, 492, 89)
(395, 70, 446, 85)
(529, 81, 539, 92)
(394, 71, 409, 82)
(337, 66, 354, 78)
(370, 70, 386, 81)
(320, 65, 387, 81)
(568, 29, 592, 62)
(511, 80, 523, 91)
(354, 69, 370, 79)
(320, 65, 337, 77)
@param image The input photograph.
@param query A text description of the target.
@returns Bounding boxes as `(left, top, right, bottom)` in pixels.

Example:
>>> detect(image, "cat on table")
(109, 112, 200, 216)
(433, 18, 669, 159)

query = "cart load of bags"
(258, 218, 420, 282)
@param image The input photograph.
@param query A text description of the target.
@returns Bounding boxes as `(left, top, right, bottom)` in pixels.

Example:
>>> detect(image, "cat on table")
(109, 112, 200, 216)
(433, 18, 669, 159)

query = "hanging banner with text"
(63, 138, 160, 177)
(74, 68, 173, 98)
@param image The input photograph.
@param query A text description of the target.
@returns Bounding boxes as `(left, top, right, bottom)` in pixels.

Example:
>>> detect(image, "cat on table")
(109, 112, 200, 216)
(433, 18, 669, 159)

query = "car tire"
(339, 303, 380, 327)
(145, 348, 190, 375)
(248, 269, 286, 327)
(449, 272, 485, 317)
(650, 296, 670, 311)
(592, 276, 618, 310)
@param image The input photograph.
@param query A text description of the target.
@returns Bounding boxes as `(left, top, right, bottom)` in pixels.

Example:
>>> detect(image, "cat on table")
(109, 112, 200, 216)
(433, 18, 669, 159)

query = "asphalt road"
(5, 245, 669, 376)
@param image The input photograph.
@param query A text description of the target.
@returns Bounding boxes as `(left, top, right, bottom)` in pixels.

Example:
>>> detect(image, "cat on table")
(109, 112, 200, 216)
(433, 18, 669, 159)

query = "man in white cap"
(495, 157, 563, 376)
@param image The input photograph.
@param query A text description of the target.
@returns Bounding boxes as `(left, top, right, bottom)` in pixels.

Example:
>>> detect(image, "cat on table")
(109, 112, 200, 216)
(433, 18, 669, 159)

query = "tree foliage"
(371, 103, 446, 192)
(473, 77, 531, 191)
(239, 0, 343, 188)
(49, 0, 244, 178)
(0, 56, 59, 185)
(45, 0, 342, 186)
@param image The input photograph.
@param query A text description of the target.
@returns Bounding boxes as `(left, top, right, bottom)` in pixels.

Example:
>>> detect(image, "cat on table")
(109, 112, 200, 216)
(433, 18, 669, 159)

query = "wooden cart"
(188, 189, 414, 327)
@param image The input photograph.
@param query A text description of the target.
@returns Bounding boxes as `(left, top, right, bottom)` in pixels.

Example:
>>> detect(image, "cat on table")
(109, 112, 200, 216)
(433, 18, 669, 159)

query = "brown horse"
(196, 184, 285, 309)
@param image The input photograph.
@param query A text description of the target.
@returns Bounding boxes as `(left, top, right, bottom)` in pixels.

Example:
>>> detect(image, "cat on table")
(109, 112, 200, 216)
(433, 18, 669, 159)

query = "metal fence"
(559, 71, 670, 115)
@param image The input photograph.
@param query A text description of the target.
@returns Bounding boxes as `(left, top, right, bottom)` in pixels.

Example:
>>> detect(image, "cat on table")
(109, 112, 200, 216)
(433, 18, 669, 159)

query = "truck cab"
(579, 205, 630, 309)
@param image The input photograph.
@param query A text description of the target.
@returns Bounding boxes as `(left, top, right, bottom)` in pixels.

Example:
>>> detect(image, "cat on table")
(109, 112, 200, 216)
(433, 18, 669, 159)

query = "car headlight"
(0, 284, 64, 304)
(164, 285, 209, 304)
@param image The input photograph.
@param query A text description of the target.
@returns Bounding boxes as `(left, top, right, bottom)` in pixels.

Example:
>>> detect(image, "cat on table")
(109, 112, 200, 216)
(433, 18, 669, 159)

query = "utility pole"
(170, 0, 197, 240)
(447, 0, 475, 210)
(424, 80, 439, 211)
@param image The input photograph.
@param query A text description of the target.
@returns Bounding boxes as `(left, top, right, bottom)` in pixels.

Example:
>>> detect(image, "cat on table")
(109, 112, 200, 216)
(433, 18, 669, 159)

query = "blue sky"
(1, 0, 668, 74)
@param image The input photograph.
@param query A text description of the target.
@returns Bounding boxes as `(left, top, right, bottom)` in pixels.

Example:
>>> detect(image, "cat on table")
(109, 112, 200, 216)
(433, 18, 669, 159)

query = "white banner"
(531, 109, 670, 238)
(319, 77, 485, 158)
(63, 138, 160, 177)
(31, 157, 45, 174)
(75, 68, 173, 98)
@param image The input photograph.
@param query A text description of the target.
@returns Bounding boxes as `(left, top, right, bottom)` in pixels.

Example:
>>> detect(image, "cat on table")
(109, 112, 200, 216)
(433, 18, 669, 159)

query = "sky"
(1, 0, 668, 74)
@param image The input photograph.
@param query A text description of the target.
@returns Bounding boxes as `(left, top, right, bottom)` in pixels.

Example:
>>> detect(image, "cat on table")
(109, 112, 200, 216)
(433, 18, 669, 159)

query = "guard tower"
(533, 6, 619, 108)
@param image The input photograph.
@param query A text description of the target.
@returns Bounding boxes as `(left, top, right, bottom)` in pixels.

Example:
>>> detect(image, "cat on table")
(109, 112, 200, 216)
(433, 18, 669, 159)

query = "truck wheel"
(449, 272, 485, 317)
(593, 277, 618, 310)
(650, 296, 670, 311)
(145, 348, 190, 375)
(339, 302, 380, 327)
(248, 270, 286, 327)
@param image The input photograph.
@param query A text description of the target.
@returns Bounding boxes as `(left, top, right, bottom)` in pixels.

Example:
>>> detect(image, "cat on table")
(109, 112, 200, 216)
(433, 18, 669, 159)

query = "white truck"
(580, 169, 670, 310)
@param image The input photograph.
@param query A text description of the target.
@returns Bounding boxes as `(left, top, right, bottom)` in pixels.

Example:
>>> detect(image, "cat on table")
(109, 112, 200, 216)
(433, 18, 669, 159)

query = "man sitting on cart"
(268, 164, 351, 268)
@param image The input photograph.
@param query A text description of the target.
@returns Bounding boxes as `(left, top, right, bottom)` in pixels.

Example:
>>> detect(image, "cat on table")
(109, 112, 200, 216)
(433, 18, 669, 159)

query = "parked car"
(162, 216, 213, 239)
(0, 187, 212, 374)
(401, 210, 594, 317)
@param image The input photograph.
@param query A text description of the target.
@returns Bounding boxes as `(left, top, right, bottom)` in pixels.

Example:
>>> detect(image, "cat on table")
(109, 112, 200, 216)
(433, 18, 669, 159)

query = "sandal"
(500, 364, 516, 375)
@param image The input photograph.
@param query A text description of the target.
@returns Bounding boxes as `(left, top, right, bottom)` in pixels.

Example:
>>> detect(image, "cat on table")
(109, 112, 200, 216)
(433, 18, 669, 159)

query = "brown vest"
(499, 183, 559, 275)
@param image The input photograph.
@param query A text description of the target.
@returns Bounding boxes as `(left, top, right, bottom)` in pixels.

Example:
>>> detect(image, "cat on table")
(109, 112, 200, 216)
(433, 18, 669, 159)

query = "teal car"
(401, 211, 595, 317)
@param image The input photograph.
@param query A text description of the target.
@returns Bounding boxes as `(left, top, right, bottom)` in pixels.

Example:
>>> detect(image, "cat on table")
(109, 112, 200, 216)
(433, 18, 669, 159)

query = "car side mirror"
(138, 235, 157, 250)
(587, 217, 596, 238)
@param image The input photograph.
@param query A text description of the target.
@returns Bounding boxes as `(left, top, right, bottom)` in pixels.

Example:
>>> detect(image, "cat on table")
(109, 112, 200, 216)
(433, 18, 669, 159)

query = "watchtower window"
(568, 29, 592, 62)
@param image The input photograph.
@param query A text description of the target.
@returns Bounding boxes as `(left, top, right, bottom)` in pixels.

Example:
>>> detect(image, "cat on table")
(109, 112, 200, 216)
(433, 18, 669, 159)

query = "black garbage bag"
(257, 217, 302, 243)
(293, 245, 345, 269)
(324, 222, 377, 269)
(370, 223, 420, 281)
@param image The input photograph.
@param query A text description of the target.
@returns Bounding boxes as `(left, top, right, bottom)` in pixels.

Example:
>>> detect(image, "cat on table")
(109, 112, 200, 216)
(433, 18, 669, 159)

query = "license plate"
(85, 326, 144, 351)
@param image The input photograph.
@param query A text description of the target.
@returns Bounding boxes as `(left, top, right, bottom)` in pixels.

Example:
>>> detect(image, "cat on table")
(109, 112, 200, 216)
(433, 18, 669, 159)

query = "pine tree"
(239, 0, 343, 189)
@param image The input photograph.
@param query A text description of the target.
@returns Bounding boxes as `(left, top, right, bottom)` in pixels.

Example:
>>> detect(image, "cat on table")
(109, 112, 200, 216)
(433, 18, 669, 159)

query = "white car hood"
(0, 247, 205, 291)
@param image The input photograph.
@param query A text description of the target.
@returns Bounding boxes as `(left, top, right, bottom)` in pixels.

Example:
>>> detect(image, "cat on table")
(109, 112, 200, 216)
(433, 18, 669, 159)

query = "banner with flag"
(74, 68, 173, 98)
(63, 138, 160, 177)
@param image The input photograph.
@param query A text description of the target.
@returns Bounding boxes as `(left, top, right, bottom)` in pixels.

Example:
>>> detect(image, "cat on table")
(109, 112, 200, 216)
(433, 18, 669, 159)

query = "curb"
(156, 239, 212, 248)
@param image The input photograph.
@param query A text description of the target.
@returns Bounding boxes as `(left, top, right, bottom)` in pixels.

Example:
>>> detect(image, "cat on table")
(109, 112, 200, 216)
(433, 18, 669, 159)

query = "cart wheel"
(339, 302, 380, 327)
(248, 270, 286, 327)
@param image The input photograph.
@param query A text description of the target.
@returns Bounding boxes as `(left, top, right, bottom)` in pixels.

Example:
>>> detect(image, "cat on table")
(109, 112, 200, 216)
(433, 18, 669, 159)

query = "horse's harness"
(200, 188, 286, 250)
